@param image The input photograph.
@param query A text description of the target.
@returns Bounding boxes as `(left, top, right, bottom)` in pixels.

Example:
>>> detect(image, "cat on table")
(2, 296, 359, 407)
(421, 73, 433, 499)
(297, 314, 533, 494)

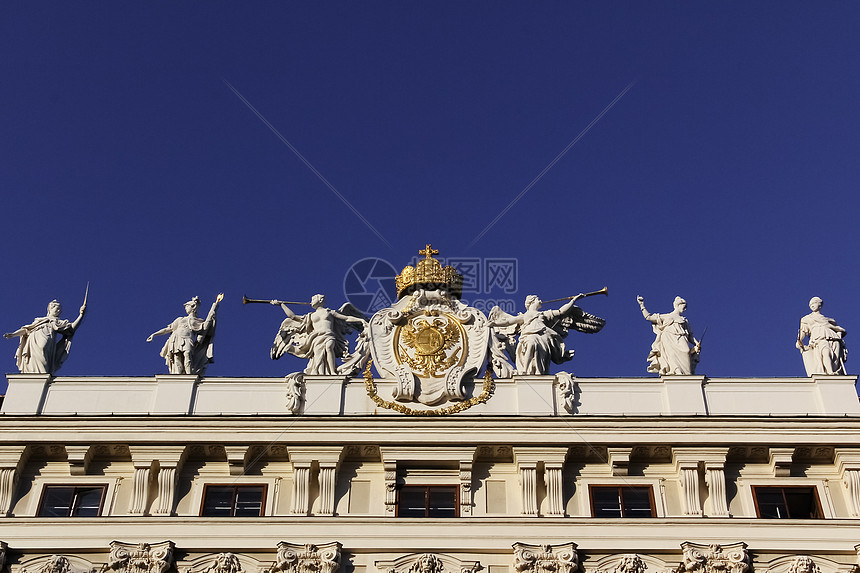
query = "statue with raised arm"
(637, 295, 700, 376)
(796, 296, 847, 376)
(270, 294, 369, 376)
(146, 294, 223, 375)
(488, 292, 606, 375)
(4, 296, 87, 374)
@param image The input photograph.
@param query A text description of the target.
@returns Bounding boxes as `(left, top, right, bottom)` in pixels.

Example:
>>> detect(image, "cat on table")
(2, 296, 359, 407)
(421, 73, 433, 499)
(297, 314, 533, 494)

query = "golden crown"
(395, 244, 464, 299)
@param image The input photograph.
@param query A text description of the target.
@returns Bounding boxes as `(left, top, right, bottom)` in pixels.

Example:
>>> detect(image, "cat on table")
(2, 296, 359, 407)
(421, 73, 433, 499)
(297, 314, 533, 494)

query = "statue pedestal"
(3, 373, 52, 414)
(153, 374, 198, 414)
(303, 375, 349, 415)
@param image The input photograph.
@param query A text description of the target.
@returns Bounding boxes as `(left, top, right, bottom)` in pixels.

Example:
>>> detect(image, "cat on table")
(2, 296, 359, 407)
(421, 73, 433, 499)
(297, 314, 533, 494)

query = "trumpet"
(242, 295, 312, 306)
(542, 286, 608, 305)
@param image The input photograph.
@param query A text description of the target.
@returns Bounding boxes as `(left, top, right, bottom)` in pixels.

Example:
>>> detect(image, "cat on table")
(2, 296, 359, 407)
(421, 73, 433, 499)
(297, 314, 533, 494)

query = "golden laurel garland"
(363, 358, 494, 416)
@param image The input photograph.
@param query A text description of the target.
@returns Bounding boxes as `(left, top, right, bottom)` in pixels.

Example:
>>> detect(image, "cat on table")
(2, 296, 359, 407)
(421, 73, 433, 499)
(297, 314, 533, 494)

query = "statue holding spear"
(4, 284, 88, 375)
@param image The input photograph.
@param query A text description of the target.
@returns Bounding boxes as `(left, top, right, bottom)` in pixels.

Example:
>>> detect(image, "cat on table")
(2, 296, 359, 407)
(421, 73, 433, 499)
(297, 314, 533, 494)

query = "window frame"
(588, 484, 657, 518)
(199, 483, 268, 517)
(751, 485, 824, 519)
(396, 484, 460, 518)
(735, 479, 832, 519)
(27, 477, 119, 517)
(36, 484, 108, 517)
(577, 478, 666, 518)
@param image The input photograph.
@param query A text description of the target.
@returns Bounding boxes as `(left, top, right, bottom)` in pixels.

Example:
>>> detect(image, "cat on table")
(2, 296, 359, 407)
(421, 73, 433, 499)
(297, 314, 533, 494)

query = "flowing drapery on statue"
(637, 295, 700, 376)
(488, 293, 606, 375)
(146, 294, 223, 375)
(797, 296, 847, 376)
(4, 298, 87, 374)
(270, 294, 369, 376)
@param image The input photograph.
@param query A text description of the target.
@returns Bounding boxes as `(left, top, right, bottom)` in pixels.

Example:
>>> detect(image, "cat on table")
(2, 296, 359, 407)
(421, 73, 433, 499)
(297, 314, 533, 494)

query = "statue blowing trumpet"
(542, 286, 608, 305)
(242, 295, 312, 306)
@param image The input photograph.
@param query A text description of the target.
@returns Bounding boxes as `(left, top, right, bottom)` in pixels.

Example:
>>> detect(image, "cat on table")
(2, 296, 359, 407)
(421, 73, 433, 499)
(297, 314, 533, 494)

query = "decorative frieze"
(679, 542, 750, 573)
(20, 555, 99, 573)
(513, 543, 579, 573)
(272, 542, 341, 573)
(593, 555, 647, 573)
(376, 553, 480, 573)
(202, 553, 243, 573)
(105, 541, 175, 573)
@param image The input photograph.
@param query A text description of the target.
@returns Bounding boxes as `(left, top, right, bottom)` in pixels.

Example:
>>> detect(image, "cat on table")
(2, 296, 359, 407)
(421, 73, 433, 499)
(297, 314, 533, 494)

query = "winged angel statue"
(488, 293, 606, 376)
(270, 294, 369, 376)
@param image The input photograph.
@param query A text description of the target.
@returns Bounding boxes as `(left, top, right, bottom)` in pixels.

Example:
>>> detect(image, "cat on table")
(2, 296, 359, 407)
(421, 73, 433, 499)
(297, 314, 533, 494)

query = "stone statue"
(270, 294, 368, 376)
(4, 298, 87, 375)
(637, 295, 700, 375)
(488, 293, 606, 375)
(146, 294, 223, 375)
(796, 296, 847, 375)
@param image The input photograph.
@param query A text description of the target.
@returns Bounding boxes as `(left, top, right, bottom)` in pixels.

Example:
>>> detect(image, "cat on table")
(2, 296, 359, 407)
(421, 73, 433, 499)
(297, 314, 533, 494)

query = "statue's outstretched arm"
(146, 325, 173, 342)
(636, 296, 656, 322)
(70, 304, 87, 331)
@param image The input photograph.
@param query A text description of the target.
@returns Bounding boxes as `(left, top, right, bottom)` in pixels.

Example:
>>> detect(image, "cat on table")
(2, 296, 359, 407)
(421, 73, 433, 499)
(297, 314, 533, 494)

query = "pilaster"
(128, 445, 187, 516)
(835, 449, 860, 517)
(0, 445, 28, 516)
(514, 447, 567, 516)
(288, 445, 344, 516)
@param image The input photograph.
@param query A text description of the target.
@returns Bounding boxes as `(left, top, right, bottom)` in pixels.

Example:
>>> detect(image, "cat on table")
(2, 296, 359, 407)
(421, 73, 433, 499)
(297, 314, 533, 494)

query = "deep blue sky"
(2, 3, 859, 384)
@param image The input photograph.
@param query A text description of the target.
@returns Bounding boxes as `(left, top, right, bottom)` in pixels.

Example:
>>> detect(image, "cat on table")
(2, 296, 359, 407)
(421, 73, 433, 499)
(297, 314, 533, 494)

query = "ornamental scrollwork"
(679, 543, 750, 573)
(104, 541, 175, 573)
(513, 543, 579, 573)
(271, 542, 341, 573)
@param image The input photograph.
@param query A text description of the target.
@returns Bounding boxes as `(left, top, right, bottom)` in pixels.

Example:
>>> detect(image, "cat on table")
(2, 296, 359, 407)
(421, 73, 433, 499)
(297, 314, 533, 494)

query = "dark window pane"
(235, 486, 264, 516)
(622, 487, 654, 518)
(398, 487, 427, 517)
(398, 486, 458, 517)
(39, 486, 74, 517)
(591, 487, 623, 517)
(785, 488, 819, 519)
(755, 487, 820, 519)
(427, 487, 457, 518)
(202, 486, 235, 517)
(72, 487, 104, 517)
(756, 489, 787, 518)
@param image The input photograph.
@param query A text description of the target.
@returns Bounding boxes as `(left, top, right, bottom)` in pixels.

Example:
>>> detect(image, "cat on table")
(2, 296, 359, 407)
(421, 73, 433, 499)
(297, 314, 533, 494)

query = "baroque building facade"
(0, 371, 859, 573)
(1, 249, 858, 573)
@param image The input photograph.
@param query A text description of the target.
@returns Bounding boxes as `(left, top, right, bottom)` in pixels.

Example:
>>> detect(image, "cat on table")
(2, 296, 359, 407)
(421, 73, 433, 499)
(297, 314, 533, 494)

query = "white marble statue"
(488, 294, 605, 375)
(636, 295, 700, 376)
(796, 296, 847, 376)
(146, 294, 223, 375)
(270, 294, 368, 376)
(4, 299, 87, 374)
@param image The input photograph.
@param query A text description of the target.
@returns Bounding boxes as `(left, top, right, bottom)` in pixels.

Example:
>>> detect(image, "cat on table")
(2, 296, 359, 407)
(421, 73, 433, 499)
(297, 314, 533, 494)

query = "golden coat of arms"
(368, 245, 490, 406)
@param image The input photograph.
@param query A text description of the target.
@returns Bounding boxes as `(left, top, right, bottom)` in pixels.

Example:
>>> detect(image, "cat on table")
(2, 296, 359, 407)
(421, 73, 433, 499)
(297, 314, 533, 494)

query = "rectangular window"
(397, 485, 458, 517)
(38, 485, 106, 517)
(590, 485, 655, 518)
(201, 485, 266, 517)
(752, 486, 822, 519)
